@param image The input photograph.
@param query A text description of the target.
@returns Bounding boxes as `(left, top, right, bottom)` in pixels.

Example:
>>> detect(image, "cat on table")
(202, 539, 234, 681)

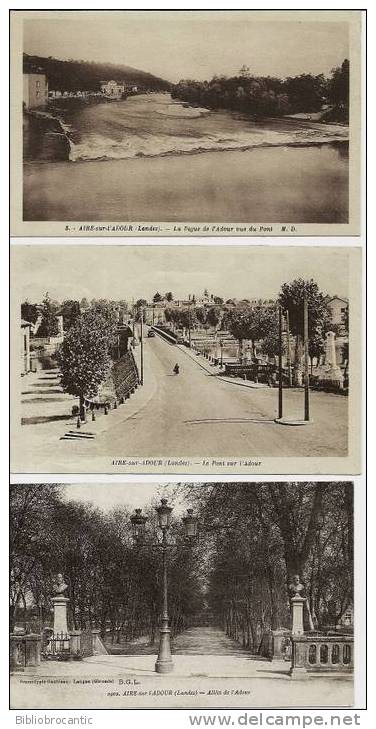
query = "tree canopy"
(10, 482, 353, 653)
(57, 306, 117, 412)
(172, 61, 349, 120)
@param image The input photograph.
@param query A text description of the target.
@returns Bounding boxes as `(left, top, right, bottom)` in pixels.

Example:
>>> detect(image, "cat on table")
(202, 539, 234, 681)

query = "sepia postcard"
(11, 244, 361, 475)
(10, 480, 355, 709)
(11, 9, 361, 237)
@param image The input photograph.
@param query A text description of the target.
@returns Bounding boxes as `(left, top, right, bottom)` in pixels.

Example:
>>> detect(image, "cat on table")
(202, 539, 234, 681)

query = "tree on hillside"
(328, 59, 349, 108)
(195, 307, 207, 327)
(57, 308, 117, 418)
(206, 306, 222, 329)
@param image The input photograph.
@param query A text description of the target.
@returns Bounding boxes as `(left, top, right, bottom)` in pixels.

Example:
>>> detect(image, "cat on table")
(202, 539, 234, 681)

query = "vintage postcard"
(11, 244, 361, 475)
(11, 9, 361, 237)
(10, 480, 355, 709)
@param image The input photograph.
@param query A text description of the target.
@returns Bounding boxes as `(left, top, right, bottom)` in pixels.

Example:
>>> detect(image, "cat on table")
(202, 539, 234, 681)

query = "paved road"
(172, 626, 253, 655)
(93, 333, 347, 458)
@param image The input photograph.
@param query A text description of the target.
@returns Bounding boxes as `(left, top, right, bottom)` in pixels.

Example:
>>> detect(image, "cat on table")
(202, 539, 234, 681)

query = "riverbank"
(24, 141, 348, 223)
(23, 110, 71, 161)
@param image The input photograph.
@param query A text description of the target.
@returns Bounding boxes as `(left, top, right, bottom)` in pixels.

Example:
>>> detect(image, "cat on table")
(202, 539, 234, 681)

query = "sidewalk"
(10, 654, 353, 709)
(14, 348, 158, 470)
(177, 343, 272, 389)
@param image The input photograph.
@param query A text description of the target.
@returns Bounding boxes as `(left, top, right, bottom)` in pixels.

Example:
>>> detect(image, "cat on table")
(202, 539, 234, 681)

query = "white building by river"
(100, 80, 125, 98)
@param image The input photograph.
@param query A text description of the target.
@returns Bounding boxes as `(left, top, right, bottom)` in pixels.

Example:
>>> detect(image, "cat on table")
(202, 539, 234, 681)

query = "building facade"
(23, 73, 48, 109)
(100, 80, 125, 98)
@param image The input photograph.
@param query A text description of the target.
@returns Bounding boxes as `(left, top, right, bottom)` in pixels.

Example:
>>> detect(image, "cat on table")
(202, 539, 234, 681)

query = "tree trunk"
(79, 395, 86, 421)
(238, 339, 244, 364)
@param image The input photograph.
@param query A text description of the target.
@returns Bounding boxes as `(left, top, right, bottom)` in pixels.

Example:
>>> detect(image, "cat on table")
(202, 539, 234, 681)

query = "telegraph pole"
(188, 301, 192, 348)
(303, 297, 310, 421)
(140, 309, 144, 386)
(278, 306, 283, 419)
(286, 309, 292, 387)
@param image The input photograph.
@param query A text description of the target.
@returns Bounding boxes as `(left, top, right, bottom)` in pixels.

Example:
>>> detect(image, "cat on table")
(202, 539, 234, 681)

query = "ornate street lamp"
(130, 498, 198, 674)
(130, 508, 147, 544)
(182, 508, 198, 540)
(154, 498, 174, 673)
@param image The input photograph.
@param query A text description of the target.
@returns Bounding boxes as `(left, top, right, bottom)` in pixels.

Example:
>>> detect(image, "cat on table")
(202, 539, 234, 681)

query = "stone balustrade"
(290, 634, 353, 679)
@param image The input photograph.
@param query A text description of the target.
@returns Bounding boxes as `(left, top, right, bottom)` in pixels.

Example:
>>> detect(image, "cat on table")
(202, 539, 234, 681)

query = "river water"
(62, 92, 348, 161)
(23, 92, 349, 223)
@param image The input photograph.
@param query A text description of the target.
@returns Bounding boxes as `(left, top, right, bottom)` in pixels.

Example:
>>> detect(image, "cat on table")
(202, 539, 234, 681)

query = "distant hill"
(23, 53, 171, 92)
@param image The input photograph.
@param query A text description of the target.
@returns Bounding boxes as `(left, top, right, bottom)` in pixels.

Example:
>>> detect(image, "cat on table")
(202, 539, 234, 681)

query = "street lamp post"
(278, 305, 283, 420)
(130, 499, 198, 674)
(155, 498, 173, 673)
(140, 309, 144, 386)
(188, 302, 192, 348)
(286, 309, 292, 388)
(303, 297, 310, 422)
(220, 339, 224, 369)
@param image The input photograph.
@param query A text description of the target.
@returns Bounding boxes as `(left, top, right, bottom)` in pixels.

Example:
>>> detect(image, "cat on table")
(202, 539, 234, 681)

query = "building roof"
(327, 295, 349, 304)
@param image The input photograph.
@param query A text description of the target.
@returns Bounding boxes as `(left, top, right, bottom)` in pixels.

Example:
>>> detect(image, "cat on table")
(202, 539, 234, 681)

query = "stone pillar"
(289, 637, 309, 680)
(69, 630, 82, 657)
(52, 596, 69, 635)
(25, 634, 41, 668)
(291, 596, 305, 636)
(10, 634, 41, 672)
(91, 628, 101, 655)
(270, 629, 290, 661)
(322, 331, 344, 385)
(91, 628, 108, 655)
(325, 331, 337, 367)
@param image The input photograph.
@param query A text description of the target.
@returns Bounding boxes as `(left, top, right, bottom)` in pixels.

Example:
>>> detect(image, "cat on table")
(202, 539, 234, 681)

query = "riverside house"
(100, 80, 125, 98)
(23, 72, 48, 109)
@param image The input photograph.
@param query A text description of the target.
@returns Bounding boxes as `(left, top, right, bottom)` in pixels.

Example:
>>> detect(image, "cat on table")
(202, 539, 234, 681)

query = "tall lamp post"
(130, 499, 198, 674)
(275, 299, 312, 426)
(188, 301, 192, 348)
(140, 308, 144, 386)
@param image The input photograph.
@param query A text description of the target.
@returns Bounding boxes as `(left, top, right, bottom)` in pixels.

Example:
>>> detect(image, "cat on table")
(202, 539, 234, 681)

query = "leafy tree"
(21, 301, 39, 324)
(278, 279, 332, 379)
(206, 306, 222, 329)
(59, 300, 81, 330)
(37, 293, 59, 337)
(224, 304, 277, 362)
(57, 307, 117, 418)
(10, 484, 63, 631)
(195, 307, 207, 327)
(165, 292, 174, 302)
(328, 59, 349, 107)
(213, 296, 224, 305)
(153, 292, 163, 303)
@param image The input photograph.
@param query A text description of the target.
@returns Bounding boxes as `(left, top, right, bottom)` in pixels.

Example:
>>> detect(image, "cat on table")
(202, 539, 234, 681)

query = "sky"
(61, 482, 194, 515)
(23, 12, 349, 83)
(14, 245, 349, 304)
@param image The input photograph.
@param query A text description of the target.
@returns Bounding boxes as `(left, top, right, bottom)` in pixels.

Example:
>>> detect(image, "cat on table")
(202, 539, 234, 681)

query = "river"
(23, 92, 349, 223)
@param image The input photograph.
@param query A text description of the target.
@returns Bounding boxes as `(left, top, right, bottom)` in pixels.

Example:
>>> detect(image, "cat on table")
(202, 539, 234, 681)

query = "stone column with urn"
(289, 575, 312, 679)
